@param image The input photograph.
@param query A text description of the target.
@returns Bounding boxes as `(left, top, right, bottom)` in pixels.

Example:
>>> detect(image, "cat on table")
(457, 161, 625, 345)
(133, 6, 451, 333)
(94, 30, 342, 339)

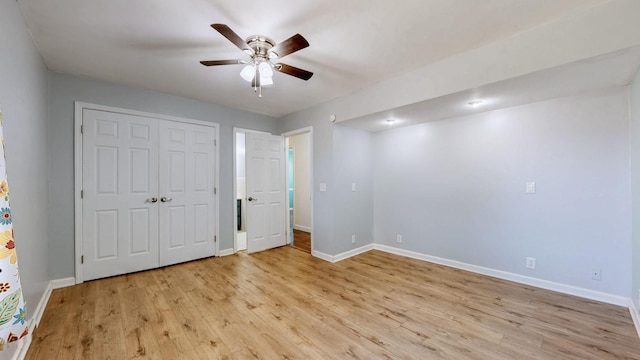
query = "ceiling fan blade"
(200, 59, 246, 66)
(211, 23, 254, 55)
(274, 63, 313, 81)
(269, 34, 309, 59)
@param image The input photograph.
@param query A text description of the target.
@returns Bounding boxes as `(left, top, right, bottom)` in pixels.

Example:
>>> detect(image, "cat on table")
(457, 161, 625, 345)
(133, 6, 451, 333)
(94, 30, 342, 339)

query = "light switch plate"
(320, 182, 327, 192)
(526, 182, 536, 194)
(351, 183, 356, 192)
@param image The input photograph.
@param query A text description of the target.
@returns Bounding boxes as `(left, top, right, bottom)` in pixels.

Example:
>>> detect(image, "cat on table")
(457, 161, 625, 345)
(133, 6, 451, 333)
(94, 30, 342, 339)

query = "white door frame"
(74, 101, 220, 284)
(231, 127, 271, 254)
(282, 127, 314, 252)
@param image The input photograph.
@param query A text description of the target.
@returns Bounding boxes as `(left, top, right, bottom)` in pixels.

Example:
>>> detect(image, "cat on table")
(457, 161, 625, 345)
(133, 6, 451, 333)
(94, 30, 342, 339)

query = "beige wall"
(289, 133, 311, 231)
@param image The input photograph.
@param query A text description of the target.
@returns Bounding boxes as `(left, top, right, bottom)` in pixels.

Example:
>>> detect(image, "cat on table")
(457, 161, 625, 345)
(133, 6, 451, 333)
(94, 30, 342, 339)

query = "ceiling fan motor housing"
(246, 35, 277, 60)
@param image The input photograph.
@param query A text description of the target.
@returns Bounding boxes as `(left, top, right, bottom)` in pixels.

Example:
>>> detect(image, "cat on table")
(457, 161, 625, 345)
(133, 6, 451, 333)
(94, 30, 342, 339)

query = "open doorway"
(233, 127, 312, 255)
(234, 130, 248, 251)
(285, 128, 312, 253)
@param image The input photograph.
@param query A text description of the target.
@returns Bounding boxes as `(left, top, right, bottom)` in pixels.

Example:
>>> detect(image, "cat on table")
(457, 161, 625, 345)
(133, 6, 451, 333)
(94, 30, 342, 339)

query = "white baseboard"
(293, 225, 311, 232)
(12, 279, 56, 360)
(12, 331, 30, 360)
(630, 299, 640, 339)
(311, 250, 334, 263)
(219, 248, 235, 257)
(373, 244, 630, 307)
(51, 277, 76, 289)
(312, 244, 374, 263)
(333, 244, 375, 262)
(32, 281, 53, 329)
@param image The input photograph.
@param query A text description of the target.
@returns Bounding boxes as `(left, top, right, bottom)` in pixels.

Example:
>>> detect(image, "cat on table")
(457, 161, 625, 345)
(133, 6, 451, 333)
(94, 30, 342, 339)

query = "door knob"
(160, 197, 173, 202)
(248, 196, 257, 202)
(146, 197, 158, 203)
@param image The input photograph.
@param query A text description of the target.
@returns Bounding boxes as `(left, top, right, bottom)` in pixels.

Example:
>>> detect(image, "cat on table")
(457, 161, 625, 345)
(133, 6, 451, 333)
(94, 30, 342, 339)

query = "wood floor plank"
(25, 248, 640, 359)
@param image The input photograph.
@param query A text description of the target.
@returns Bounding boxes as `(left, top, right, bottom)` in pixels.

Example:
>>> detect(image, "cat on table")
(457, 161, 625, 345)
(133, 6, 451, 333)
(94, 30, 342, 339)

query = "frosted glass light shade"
(261, 76, 273, 86)
(240, 65, 255, 82)
(259, 62, 273, 78)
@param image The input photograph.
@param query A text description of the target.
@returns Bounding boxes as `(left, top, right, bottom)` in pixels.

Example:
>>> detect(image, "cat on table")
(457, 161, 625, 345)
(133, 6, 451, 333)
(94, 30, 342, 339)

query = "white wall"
(373, 89, 631, 296)
(48, 73, 278, 279)
(0, 1, 51, 357)
(630, 69, 640, 307)
(289, 132, 311, 231)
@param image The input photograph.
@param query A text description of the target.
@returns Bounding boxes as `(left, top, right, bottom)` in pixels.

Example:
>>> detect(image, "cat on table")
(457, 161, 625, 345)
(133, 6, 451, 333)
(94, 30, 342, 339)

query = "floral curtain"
(0, 109, 27, 349)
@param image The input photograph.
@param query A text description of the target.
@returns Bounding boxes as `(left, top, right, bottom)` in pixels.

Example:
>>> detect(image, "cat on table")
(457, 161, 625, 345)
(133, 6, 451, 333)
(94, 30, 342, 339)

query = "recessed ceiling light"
(468, 99, 484, 107)
(386, 119, 396, 125)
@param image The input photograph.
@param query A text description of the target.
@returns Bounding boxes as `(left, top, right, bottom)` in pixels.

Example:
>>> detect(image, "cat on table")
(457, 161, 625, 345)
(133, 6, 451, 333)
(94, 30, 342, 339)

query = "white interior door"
(246, 132, 286, 253)
(159, 121, 217, 266)
(82, 109, 160, 281)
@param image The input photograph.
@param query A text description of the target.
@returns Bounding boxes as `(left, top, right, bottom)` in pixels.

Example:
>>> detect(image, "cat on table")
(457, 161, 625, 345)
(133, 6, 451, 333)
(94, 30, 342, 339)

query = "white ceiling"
(18, 0, 607, 118)
(341, 46, 640, 132)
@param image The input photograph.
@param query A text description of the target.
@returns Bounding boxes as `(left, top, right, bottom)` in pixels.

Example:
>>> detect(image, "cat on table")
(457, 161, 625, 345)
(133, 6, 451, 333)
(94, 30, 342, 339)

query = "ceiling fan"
(200, 23, 313, 98)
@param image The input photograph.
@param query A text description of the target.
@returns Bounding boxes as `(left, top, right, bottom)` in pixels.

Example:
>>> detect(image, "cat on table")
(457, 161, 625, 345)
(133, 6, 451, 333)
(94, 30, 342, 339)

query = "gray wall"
(332, 125, 374, 254)
(0, 0, 50, 353)
(48, 73, 278, 279)
(373, 89, 631, 296)
(278, 111, 375, 256)
(279, 107, 335, 254)
(631, 69, 640, 306)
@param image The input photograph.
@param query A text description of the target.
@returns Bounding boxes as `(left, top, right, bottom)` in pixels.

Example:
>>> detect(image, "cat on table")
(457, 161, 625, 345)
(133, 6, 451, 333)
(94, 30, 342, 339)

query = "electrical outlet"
(526, 257, 536, 270)
(351, 235, 356, 244)
(396, 234, 402, 243)
(591, 269, 601, 280)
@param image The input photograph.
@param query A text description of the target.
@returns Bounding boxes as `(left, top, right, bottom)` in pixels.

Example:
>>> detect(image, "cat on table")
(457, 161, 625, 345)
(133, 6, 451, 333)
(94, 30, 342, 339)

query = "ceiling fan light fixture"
(240, 64, 255, 82)
(259, 61, 273, 78)
(202, 24, 313, 98)
(261, 76, 273, 86)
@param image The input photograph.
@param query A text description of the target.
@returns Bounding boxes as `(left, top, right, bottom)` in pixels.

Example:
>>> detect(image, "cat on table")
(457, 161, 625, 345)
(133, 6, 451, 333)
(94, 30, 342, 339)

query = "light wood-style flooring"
(26, 247, 640, 359)
(291, 229, 311, 253)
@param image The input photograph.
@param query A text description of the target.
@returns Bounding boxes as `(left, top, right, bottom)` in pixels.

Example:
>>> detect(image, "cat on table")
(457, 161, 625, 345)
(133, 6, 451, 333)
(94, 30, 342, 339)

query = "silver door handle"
(160, 197, 172, 202)
(248, 196, 257, 202)
(146, 197, 158, 203)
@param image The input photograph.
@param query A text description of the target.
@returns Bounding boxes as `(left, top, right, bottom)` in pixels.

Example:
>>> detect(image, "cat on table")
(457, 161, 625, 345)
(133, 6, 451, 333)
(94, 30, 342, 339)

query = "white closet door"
(158, 121, 216, 266)
(245, 132, 286, 254)
(82, 109, 159, 281)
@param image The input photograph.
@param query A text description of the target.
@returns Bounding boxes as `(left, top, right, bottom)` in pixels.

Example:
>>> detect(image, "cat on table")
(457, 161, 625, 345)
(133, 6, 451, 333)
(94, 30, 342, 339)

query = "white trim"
(333, 244, 375, 262)
(219, 248, 235, 257)
(282, 126, 314, 252)
(630, 300, 640, 339)
(32, 282, 53, 329)
(293, 225, 312, 232)
(373, 244, 630, 307)
(213, 126, 220, 259)
(51, 277, 76, 289)
(74, 103, 83, 283)
(12, 280, 54, 360)
(311, 250, 335, 263)
(286, 143, 295, 245)
(312, 244, 374, 263)
(74, 101, 220, 283)
(13, 332, 30, 360)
